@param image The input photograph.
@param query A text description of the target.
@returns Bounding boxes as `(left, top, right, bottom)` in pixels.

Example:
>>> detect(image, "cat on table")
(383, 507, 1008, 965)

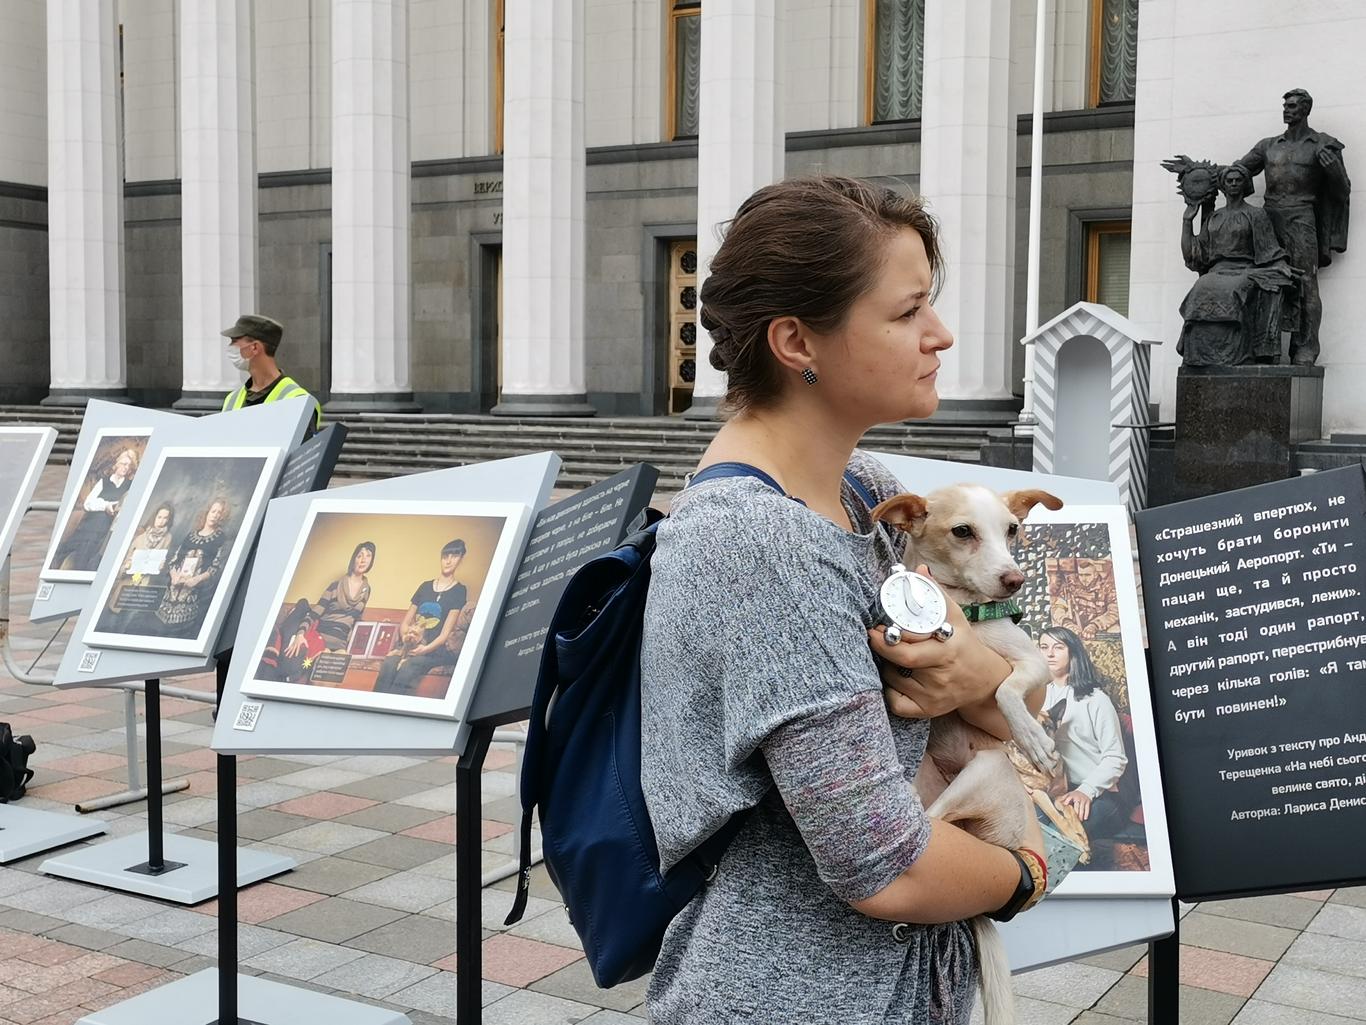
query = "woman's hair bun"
(700, 307, 735, 371)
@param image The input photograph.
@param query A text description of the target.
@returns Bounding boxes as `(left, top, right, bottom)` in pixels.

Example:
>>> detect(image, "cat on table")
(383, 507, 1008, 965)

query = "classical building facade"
(5, 1, 1355, 433)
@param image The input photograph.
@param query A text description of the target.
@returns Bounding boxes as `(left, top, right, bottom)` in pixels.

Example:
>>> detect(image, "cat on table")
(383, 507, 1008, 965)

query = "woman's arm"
(762, 691, 1043, 925)
(1074, 693, 1128, 799)
(82, 480, 110, 512)
(851, 821, 1028, 924)
(416, 608, 460, 656)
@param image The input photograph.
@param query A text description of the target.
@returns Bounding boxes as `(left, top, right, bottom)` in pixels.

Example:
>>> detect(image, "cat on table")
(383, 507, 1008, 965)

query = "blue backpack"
(504, 462, 876, 987)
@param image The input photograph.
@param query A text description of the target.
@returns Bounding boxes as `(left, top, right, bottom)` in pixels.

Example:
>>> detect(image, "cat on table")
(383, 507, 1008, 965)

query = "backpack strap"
(687, 461, 876, 511)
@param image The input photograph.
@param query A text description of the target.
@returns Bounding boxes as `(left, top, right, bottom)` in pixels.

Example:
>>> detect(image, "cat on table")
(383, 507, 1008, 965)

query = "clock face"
(879, 570, 948, 634)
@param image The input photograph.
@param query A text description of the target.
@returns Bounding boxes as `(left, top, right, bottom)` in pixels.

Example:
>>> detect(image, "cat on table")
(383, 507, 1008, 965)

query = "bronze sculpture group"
(1164, 89, 1350, 367)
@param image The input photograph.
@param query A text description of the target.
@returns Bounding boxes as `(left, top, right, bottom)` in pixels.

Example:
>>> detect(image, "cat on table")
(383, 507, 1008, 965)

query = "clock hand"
(901, 577, 922, 614)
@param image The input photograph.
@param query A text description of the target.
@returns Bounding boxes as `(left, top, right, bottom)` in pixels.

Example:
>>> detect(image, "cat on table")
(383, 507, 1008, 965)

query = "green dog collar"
(960, 599, 1024, 624)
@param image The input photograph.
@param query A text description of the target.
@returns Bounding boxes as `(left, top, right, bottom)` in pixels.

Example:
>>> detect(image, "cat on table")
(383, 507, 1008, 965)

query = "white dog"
(872, 484, 1064, 1025)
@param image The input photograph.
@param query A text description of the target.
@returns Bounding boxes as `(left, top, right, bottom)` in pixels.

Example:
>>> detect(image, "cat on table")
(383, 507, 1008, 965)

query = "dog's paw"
(1019, 724, 1060, 776)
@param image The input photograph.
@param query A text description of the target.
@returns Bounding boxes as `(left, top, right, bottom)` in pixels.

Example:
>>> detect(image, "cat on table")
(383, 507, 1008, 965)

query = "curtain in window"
(1096, 232, 1131, 316)
(873, 0, 924, 122)
(1098, 0, 1138, 104)
(675, 14, 701, 138)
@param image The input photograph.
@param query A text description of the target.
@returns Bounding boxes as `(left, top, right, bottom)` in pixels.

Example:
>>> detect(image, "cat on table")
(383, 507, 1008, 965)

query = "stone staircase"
(0, 406, 1003, 491)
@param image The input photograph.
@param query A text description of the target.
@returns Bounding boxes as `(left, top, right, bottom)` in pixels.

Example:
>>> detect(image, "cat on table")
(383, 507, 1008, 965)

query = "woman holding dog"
(1038, 626, 1129, 843)
(641, 176, 1047, 1024)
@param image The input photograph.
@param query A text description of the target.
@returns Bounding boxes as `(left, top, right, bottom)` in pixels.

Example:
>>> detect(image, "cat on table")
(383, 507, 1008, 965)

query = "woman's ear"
(766, 315, 817, 376)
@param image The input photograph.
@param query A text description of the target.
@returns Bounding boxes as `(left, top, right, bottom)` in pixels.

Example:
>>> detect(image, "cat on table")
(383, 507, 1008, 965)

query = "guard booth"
(1022, 302, 1161, 513)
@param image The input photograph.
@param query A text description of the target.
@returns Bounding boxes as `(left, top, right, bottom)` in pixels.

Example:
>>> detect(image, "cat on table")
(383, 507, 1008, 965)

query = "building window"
(668, 1, 701, 140)
(494, 0, 505, 153)
(668, 240, 697, 413)
(1086, 221, 1131, 316)
(866, 0, 925, 124)
(1089, 0, 1138, 106)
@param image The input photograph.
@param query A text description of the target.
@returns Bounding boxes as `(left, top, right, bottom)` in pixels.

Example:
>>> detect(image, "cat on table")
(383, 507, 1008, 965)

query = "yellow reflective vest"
(221, 375, 323, 430)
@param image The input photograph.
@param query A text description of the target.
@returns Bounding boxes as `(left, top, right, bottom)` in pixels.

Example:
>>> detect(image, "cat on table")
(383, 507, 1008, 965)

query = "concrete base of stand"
(76, 968, 410, 1025)
(40, 832, 292, 904)
(0, 805, 107, 863)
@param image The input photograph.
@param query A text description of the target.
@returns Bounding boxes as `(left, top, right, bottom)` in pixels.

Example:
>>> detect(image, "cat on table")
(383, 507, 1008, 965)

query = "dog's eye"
(1007, 523, 1019, 538)
(951, 525, 974, 540)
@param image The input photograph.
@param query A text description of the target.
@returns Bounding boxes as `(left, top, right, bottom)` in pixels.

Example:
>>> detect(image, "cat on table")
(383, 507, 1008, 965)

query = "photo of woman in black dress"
(50, 445, 141, 574)
(155, 497, 232, 639)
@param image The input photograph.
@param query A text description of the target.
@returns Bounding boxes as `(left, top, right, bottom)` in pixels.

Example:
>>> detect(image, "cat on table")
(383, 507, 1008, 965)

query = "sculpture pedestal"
(1174, 365, 1324, 499)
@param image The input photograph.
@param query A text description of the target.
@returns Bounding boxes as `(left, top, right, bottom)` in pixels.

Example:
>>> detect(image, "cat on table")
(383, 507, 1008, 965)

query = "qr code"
(233, 701, 263, 732)
(77, 650, 101, 673)
(37, 582, 53, 600)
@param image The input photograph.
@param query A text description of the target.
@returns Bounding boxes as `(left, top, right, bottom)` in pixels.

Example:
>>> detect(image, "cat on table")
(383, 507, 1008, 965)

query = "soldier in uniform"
(220, 313, 323, 435)
(1238, 88, 1351, 366)
(1049, 559, 1120, 640)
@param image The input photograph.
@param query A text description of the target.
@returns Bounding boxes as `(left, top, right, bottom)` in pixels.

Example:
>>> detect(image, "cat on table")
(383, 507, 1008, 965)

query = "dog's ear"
(871, 494, 928, 533)
(1045, 698, 1068, 729)
(1002, 489, 1064, 521)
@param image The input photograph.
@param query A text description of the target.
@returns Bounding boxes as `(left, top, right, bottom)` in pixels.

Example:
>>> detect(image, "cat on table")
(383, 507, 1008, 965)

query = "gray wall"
(8, 109, 1134, 415)
(0, 187, 48, 403)
(124, 189, 182, 406)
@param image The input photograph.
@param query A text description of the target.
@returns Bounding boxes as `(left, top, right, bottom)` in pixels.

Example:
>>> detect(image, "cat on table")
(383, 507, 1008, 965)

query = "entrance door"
(477, 244, 503, 411)
(668, 240, 697, 414)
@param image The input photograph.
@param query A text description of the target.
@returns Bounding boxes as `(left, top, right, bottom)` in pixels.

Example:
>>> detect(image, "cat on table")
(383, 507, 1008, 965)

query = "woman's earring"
(801, 367, 818, 386)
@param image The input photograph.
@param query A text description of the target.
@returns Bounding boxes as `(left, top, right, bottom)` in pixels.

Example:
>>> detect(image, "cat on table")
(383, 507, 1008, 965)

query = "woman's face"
(1221, 168, 1248, 199)
(813, 228, 954, 426)
(354, 547, 373, 573)
(205, 502, 226, 529)
(1039, 634, 1071, 679)
(153, 508, 171, 529)
(114, 451, 135, 476)
(441, 552, 462, 575)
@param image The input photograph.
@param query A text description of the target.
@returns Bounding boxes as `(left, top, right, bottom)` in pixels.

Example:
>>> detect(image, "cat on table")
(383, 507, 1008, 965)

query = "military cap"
(220, 314, 284, 349)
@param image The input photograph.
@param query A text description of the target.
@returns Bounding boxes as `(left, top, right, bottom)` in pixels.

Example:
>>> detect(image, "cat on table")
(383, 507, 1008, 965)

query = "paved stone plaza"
(2, 467, 1365, 1025)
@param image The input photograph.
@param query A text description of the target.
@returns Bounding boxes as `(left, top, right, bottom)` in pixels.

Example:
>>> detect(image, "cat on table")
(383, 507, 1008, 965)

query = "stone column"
(918, 0, 1017, 412)
(686, 0, 784, 418)
(44, 0, 126, 404)
(176, 0, 258, 409)
(493, 0, 594, 415)
(329, 0, 416, 410)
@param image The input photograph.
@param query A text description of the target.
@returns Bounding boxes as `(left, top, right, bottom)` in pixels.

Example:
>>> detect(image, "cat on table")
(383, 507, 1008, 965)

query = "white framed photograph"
(240, 498, 531, 721)
(0, 426, 56, 567)
(40, 427, 153, 583)
(82, 446, 283, 657)
(1012, 502, 1175, 899)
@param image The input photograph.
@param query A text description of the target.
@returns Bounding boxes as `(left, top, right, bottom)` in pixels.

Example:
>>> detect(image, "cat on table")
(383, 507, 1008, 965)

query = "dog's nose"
(1000, 570, 1024, 593)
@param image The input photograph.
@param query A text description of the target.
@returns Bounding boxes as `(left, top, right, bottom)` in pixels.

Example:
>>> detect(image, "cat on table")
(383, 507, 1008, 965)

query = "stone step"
(335, 446, 983, 489)
(1294, 436, 1366, 473)
(0, 404, 990, 488)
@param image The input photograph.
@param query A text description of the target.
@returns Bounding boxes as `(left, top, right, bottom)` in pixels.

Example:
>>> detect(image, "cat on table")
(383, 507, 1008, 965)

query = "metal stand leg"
(1147, 897, 1180, 1024)
(126, 679, 186, 877)
(210, 651, 261, 1025)
(455, 726, 494, 1025)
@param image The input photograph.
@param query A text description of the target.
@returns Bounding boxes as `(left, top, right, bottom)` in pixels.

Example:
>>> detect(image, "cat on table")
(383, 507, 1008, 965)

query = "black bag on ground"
(0, 722, 36, 802)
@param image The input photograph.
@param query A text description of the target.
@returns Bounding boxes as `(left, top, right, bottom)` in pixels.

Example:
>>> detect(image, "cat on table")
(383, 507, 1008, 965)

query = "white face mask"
(228, 347, 250, 372)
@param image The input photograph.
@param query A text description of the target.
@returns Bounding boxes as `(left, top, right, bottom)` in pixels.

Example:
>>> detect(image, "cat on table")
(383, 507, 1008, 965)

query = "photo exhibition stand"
(25, 404, 201, 828)
(870, 452, 1178, 988)
(1136, 461, 1366, 1024)
(41, 398, 314, 907)
(89, 451, 566, 1025)
(452, 465, 658, 1025)
(0, 426, 106, 862)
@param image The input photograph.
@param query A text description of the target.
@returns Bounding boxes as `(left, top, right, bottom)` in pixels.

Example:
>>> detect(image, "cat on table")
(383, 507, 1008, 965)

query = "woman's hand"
(1056, 789, 1092, 822)
(869, 586, 1011, 720)
(284, 632, 306, 658)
